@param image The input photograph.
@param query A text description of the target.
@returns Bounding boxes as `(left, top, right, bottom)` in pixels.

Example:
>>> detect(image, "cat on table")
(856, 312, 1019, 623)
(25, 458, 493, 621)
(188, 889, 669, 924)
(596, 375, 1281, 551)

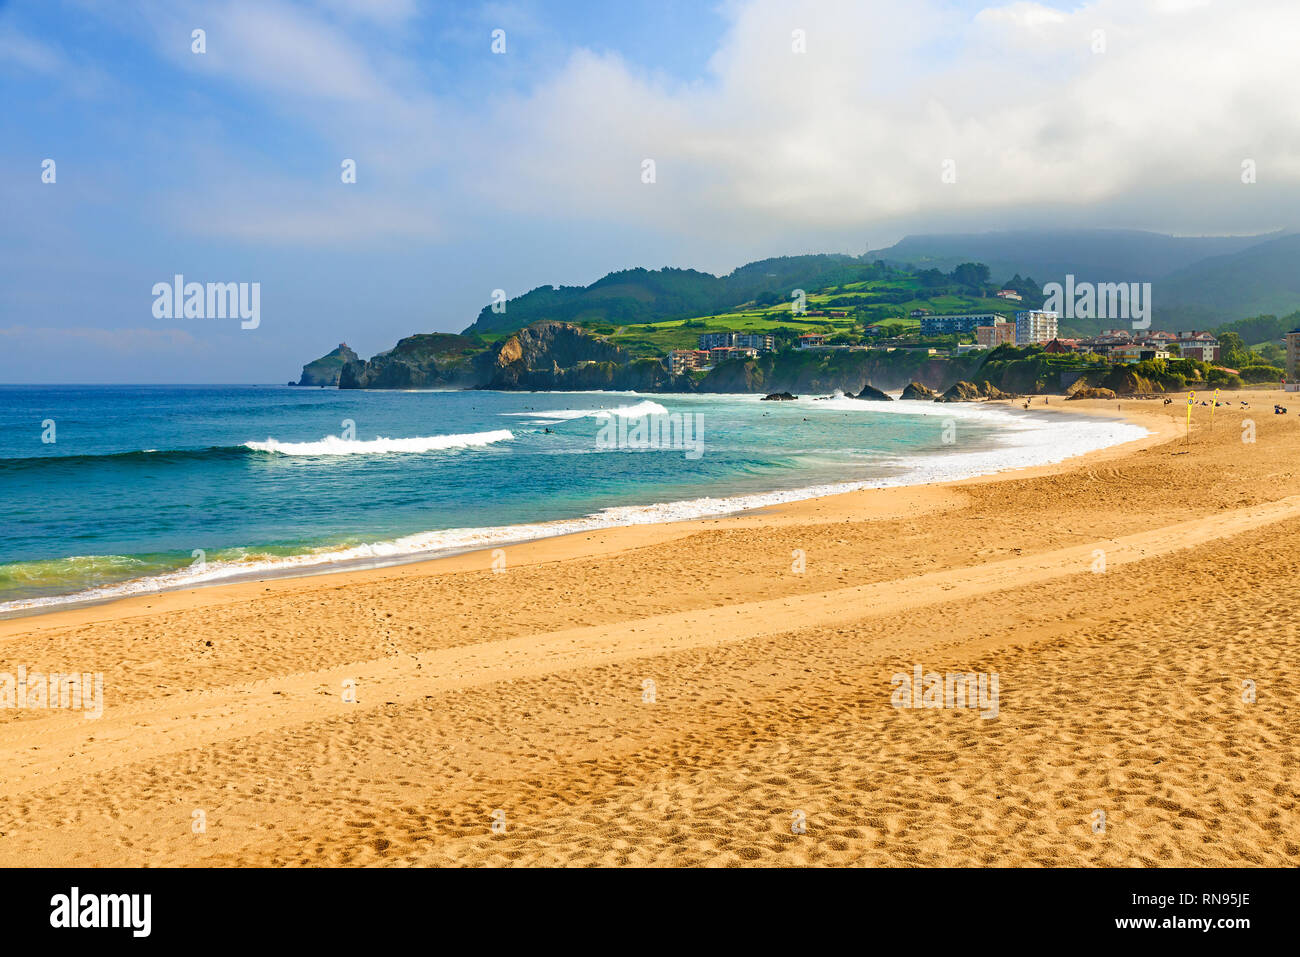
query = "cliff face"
(331, 322, 695, 392)
(338, 334, 481, 389)
(296, 343, 360, 386)
(314, 323, 1019, 396)
(473, 322, 693, 391)
(696, 351, 971, 395)
(476, 321, 625, 385)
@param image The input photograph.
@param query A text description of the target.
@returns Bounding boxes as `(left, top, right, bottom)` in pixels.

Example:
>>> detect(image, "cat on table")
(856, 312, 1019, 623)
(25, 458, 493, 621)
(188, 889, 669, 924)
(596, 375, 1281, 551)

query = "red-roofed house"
(1044, 338, 1078, 353)
(1177, 331, 1220, 362)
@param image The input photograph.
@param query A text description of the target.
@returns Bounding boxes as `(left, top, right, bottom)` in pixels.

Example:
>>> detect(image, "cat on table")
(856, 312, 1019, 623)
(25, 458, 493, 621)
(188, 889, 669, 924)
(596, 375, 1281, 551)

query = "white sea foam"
(501, 400, 668, 422)
(243, 430, 514, 456)
(1, 403, 1148, 615)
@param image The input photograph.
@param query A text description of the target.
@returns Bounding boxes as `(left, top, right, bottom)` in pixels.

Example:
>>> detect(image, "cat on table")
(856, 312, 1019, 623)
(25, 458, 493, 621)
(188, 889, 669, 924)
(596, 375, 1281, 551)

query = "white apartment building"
(1015, 310, 1059, 346)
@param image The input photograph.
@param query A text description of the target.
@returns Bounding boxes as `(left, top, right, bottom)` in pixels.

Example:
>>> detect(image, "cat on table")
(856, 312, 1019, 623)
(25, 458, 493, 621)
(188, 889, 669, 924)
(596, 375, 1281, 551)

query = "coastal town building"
(909, 308, 931, 318)
(919, 313, 1005, 335)
(1014, 327, 1231, 364)
(1286, 330, 1300, 391)
(995, 289, 1023, 301)
(1176, 331, 1220, 362)
(672, 321, 1221, 376)
(698, 332, 734, 351)
(1043, 338, 1080, 354)
(698, 331, 774, 352)
(1076, 330, 1133, 357)
(1112, 344, 1171, 362)
(1015, 310, 1059, 346)
(668, 349, 711, 374)
(975, 320, 1016, 349)
(733, 332, 774, 351)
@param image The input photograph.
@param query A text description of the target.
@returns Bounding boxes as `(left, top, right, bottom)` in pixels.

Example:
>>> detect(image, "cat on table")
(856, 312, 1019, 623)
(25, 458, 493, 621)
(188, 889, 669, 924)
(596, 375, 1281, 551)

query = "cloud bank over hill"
(474, 0, 1300, 238)
(4, 0, 1300, 381)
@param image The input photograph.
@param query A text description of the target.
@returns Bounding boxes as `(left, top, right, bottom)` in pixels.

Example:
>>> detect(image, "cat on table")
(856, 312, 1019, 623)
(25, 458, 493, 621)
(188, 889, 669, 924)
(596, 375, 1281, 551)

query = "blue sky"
(2, 0, 1296, 382)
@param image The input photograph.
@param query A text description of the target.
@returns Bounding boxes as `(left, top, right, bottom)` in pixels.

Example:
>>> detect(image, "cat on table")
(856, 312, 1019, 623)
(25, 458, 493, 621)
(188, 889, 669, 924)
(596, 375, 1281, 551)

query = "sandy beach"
(1, 392, 1296, 867)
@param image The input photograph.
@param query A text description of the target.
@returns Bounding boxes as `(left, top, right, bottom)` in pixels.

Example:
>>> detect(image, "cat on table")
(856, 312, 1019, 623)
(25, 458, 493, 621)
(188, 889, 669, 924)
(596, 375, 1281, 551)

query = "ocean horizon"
(0, 384, 1147, 615)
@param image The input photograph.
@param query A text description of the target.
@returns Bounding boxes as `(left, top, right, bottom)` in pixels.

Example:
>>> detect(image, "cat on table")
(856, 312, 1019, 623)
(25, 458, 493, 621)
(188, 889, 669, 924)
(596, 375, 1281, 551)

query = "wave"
(242, 430, 514, 456)
(0, 445, 253, 471)
(0, 431, 515, 469)
(501, 400, 669, 422)
(0, 409, 1150, 616)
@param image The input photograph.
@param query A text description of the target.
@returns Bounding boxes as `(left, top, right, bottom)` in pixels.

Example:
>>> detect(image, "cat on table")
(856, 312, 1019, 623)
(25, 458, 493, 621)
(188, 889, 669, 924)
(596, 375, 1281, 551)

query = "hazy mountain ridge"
(301, 229, 1300, 386)
(875, 228, 1300, 335)
(874, 229, 1282, 283)
(458, 229, 1299, 341)
(1157, 233, 1300, 315)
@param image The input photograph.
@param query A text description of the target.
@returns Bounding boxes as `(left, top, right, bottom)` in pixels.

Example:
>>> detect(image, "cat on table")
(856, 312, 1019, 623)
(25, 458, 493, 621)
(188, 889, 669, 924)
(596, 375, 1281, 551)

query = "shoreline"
(0, 397, 1176, 638)
(5, 391, 1296, 867)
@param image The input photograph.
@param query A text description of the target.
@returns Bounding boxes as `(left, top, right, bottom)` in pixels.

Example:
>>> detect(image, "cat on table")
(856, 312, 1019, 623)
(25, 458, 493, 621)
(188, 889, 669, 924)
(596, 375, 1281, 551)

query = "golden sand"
(0, 393, 1296, 866)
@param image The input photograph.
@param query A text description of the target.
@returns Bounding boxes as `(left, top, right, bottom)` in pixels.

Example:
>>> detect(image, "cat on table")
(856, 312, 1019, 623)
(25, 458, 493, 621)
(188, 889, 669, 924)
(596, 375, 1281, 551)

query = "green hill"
(464, 254, 879, 336)
(463, 256, 1038, 351)
(1157, 233, 1300, 327)
(588, 276, 1027, 358)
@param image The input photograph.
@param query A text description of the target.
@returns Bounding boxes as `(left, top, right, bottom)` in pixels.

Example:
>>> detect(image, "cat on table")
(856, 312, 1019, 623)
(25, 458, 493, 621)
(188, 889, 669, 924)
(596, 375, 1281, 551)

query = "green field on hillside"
(577, 282, 1021, 357)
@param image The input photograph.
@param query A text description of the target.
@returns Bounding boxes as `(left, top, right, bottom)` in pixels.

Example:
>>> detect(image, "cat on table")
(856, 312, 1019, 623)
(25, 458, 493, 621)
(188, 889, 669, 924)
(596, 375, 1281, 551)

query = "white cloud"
(70, 0, 1300, 249)
(975, 2, 1068, 29)
(142, 0, 393, 103)
(0, 25, 63, 73)
(465, 0, 1300, 237)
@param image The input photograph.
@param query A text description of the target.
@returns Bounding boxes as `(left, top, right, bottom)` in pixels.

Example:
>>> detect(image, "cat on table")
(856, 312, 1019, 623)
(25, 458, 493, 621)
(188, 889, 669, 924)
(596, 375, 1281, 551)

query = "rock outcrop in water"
(936, 380, 1020, 402)
(338, 334, 481, 389)
(296, 343, 360, 386)
(853, 384, 892, 401)
(900, 381, 938, 400)
(935, 381, 984, 402)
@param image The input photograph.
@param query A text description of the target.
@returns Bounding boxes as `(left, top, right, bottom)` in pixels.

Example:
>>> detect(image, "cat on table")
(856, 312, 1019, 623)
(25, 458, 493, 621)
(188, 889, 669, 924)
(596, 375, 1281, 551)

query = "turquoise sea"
(0, 385, 1145, 612)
